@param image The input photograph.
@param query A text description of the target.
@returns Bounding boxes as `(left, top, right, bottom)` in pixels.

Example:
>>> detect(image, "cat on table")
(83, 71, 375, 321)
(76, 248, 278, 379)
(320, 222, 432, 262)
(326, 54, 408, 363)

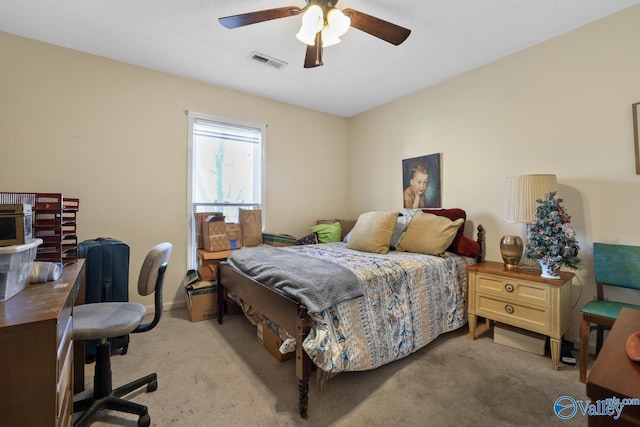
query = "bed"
(217, 209, 484, 418)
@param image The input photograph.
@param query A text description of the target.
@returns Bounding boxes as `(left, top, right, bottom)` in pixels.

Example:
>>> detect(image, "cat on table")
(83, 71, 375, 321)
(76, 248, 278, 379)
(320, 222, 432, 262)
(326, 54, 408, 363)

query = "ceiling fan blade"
(342, 8, 411, 45)
(304, 44, 323, 68)
(304, 32, 323, 68)
(219, 6, 302, 29)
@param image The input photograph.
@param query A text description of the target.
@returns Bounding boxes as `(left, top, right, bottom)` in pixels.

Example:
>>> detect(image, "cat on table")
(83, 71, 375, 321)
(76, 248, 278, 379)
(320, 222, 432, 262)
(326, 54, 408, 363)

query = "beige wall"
(0, 32, 349, 309)
(2, 5, 639, 344)
(348, 5, 640, 340)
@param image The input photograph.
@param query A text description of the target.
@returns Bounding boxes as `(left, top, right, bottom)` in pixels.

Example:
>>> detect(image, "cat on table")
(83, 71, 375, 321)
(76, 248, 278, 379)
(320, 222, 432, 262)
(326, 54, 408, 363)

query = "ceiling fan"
(219, 0, 411, 68)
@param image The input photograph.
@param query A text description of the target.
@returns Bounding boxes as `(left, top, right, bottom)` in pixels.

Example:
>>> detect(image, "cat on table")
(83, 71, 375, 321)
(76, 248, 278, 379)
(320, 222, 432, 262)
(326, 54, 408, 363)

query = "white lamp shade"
(321, 25, 342, 47)
(297, 6, 350, 47)
(326, 8, 350, 36)
(296, 26, 318, 45)
(503, 174, 557, 223)
(296, 5, 324, 45)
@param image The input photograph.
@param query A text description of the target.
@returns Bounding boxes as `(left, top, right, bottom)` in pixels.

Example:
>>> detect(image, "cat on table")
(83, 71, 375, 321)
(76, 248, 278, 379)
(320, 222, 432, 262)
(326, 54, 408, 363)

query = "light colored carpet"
(75, 308, 588, 426)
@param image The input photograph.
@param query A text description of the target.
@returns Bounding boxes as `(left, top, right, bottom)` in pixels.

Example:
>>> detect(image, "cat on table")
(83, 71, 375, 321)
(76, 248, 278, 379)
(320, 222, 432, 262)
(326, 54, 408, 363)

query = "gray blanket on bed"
(226, 244, 362, 313)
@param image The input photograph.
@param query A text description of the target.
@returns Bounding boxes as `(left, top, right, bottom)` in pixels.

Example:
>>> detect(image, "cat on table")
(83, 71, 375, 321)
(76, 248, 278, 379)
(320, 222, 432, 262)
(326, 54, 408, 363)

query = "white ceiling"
(1, 0, 638, 117)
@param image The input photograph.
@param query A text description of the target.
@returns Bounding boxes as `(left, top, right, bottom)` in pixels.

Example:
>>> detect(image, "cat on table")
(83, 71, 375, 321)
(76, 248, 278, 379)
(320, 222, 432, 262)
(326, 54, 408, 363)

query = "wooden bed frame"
(217, 225, 484, 418)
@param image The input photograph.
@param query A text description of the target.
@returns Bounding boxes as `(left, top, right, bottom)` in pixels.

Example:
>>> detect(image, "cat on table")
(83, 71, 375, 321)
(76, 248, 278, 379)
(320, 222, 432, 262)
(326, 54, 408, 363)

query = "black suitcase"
(78, 237, 131, 361)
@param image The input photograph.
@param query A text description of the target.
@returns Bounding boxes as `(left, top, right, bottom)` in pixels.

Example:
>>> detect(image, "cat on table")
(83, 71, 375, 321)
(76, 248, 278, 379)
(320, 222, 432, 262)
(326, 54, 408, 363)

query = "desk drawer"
(476, 274, 550, 306)
(56, 290, 73, 348)
(56, 342, 73, 422)
(57, 395, 72, 427)
(56, 315, 72, 380)
(476, 295, 550, 333)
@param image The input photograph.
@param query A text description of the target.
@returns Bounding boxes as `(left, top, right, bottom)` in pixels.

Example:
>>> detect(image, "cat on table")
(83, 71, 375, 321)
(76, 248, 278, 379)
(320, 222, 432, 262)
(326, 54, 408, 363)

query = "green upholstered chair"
(579, 243, 640, 383)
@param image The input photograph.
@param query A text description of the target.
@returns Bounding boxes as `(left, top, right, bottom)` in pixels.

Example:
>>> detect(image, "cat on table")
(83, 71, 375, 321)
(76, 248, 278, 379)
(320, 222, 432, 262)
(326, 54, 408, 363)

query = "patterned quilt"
(237, 242, 475, 374)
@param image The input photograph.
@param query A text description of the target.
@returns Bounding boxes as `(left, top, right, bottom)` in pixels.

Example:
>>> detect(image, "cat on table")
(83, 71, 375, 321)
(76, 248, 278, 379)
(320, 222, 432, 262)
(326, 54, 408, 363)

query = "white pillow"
(390, 214, 409, 249)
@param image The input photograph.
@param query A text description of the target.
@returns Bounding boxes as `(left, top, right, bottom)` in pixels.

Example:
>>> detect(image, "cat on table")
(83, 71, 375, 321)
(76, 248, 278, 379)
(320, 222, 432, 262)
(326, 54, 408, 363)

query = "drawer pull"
(504, 304, 515, 314)
(504, 283, 514, 293)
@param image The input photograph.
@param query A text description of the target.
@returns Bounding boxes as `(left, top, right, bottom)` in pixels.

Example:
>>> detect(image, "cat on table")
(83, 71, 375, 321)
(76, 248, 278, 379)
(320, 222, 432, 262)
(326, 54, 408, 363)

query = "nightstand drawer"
(476, 273, 550, 306)
(476, 294, 550, 333)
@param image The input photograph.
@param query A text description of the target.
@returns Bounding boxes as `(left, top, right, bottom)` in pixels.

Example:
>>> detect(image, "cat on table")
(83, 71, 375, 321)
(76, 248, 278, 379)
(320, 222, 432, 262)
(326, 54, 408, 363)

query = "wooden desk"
(0, 260, 85, 427)
(587, 307, 640, 426)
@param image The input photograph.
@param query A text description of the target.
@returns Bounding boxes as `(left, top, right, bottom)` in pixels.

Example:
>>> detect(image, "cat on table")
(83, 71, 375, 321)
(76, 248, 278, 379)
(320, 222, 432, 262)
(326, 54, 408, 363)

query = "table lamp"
(501, 174, 557, 268)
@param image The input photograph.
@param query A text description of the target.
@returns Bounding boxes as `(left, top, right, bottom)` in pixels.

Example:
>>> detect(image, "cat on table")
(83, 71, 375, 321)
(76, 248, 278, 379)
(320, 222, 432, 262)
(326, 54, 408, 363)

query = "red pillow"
(421, 208, 480, 258)
(454, 235, 481, 259)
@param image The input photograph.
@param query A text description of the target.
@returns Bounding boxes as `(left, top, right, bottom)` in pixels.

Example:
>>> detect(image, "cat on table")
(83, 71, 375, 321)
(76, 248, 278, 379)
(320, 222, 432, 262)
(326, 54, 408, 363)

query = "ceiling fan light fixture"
(321, 8, 350, 47)
(321, 26, 341, 47)
(218, 2, 411, 68)
(326, 8, 350, 37)
(296, 27, 317, 45)
(296, 5, 324, 45)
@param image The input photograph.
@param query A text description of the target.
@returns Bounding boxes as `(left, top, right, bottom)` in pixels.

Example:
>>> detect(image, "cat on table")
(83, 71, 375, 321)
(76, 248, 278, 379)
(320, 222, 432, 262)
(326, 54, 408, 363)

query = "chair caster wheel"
(138, 414, 151, 427)
(147, 380, 158, 392)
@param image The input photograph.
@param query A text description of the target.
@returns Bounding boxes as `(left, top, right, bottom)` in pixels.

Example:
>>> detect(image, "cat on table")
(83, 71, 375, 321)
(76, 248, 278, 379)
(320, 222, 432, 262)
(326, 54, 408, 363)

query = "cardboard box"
(202, 214, 228, 252)
(225, 223, 243, 249)
(0, 204, 33, 246)
(257, 323, 295, 362)
(198, 262, 217, 282)
(184, 279, 218, 322)
(494, 323, 546, 356)
(196, 248, 232, 282)
(194, 212, 222, 249)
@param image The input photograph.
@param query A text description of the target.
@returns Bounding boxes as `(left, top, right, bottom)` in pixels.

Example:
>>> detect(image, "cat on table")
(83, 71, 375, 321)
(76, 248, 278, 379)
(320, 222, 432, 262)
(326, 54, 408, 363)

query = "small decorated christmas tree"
(525, 191, 580, 277)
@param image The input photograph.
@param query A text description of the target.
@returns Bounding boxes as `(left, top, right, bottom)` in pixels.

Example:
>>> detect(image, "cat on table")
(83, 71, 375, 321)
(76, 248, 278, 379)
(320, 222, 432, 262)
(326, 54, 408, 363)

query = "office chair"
(579, 243, 640, 383)
(73, 242, 172, 427)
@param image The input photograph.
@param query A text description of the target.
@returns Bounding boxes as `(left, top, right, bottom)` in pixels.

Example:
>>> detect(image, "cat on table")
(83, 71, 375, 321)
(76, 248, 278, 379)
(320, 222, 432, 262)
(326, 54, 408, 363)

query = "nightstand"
(467, 261, 574, 369)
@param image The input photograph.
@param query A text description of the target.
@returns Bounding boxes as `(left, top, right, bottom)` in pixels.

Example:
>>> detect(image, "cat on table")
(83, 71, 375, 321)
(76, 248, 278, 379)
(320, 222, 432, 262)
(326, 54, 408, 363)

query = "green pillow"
(311, 222, 342, 243)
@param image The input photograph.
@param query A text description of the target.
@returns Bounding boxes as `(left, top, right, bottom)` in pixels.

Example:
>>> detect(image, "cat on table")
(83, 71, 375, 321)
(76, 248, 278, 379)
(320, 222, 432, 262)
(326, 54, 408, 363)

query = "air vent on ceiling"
(248, 52, 287, 70)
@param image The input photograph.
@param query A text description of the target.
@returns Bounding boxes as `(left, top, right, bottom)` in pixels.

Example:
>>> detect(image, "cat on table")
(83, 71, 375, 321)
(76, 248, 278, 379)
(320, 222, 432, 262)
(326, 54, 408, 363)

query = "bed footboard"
(218, 262, 313, 418)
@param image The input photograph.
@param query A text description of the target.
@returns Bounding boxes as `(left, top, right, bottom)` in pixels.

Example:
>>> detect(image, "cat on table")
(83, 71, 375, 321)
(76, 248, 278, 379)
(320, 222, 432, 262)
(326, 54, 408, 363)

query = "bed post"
(217, 266, 225, 324)
(476, 224, 485, 263)
(296, 304, 313, 418)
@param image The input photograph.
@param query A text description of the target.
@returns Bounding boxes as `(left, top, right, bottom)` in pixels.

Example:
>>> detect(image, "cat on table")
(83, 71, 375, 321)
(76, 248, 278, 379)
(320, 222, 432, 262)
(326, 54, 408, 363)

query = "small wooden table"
(467, 261, 574, 369)
(586, 307, 640, 426)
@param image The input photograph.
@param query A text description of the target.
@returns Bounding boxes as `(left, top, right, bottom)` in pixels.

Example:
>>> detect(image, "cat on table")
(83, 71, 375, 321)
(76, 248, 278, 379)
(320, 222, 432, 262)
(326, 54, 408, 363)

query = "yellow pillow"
(347, 211, 399, 254)
(396, 211, 464, 255)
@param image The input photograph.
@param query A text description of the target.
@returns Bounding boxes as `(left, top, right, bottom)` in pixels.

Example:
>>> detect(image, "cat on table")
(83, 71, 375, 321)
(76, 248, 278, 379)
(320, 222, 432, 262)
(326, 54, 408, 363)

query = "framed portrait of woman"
(402, 153, 441, 208)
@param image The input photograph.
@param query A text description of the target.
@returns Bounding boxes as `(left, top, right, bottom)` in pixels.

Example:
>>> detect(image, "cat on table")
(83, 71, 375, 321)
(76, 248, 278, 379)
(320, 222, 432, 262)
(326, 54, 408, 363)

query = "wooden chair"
(579, 243, 640, 383)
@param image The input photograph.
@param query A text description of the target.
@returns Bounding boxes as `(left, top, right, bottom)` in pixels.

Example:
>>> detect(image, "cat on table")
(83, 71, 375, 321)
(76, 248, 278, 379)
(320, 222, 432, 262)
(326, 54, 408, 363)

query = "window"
(187, 111, 265, 266)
